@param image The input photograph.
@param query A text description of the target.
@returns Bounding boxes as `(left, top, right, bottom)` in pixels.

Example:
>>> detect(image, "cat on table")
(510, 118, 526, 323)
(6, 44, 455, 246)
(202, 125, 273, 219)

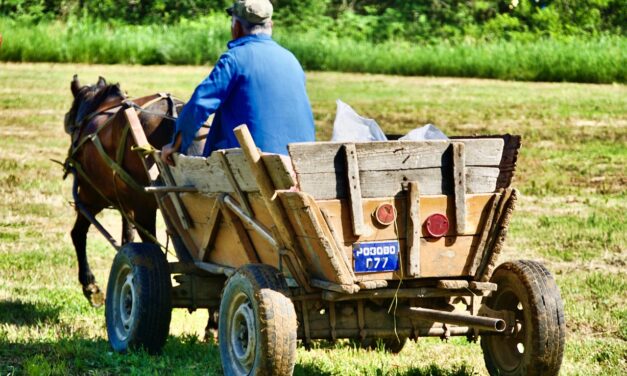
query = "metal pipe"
(145, 185, 198, 193)
(398, 306, 506, 332)
(71, 170, 120, 250)
(221, 194, 279, 250)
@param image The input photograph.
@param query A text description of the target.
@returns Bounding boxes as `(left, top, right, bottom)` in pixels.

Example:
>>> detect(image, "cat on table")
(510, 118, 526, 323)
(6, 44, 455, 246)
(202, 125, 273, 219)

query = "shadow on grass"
(0, 300, 60, 326)
(0, 334, 224, 375)
(0, 335, 476, 376)
(295, 357, 476, 376)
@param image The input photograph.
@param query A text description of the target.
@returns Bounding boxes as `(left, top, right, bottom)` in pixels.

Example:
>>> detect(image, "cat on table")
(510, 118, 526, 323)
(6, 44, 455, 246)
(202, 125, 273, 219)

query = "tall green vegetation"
(0, 1, 625, 83)
(1, 0, 624, 39)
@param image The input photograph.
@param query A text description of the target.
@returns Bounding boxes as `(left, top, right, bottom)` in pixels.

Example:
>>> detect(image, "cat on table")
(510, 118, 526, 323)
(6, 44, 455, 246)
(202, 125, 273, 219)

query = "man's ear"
(71, 75, 81, 97)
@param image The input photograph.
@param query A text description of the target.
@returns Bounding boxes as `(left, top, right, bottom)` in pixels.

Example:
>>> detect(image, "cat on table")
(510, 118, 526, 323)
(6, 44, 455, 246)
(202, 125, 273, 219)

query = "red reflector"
(374, 203, 396, 226)
(425, 214, 449, 237)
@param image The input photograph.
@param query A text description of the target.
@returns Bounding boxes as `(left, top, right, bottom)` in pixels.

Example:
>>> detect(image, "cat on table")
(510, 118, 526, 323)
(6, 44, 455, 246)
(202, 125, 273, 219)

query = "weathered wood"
(177, 193, 216, 259)
(437, 280, 470, 289)
(453, 142, 467, 234)
(469, 281, 498, 291)
(344, 144, 366, 236)
(319, 208, 353, 275)
(218, 199, 260, 264)
(262, 154, 296, 189)
(233, 125, 313, 291)
(407, 181, 421, 277)
(316, 193, 495, 245)
(153, 153, 192, 229)
(216, 151, 253, 216)
(289, 139, 504, 174)
(221, 194, 279, 251)
(170, 154, 232, 193)
(469, 193, 499, 275)
(125, 107, 159, 182)
(198, 199, 221, 262)
(310, 278, 359, 294)
(297, 167, 500, 199)
(279, 192, 354, 285)
(160, 194, 199, 255)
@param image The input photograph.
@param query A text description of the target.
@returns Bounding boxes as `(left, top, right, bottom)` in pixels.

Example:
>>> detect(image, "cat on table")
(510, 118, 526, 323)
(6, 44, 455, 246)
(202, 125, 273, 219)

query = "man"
(161, 0, 315, 165)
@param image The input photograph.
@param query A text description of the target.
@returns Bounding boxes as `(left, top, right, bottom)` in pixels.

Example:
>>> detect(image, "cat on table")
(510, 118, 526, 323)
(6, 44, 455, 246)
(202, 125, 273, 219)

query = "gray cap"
(226, 0, 273, 24)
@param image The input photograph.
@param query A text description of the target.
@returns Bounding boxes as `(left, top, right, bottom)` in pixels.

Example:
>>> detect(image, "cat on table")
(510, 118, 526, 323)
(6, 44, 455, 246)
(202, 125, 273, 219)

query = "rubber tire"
(219, 264, 297, 376)
(480, 260, 565, 376)
(359, 336, 408, 354)
(105, 242, 172, 354)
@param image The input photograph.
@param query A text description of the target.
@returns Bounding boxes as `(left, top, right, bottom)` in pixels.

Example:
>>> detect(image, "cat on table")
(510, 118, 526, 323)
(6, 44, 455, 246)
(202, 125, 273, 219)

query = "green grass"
(0, 62, 626, 375)
(0, 16, 626, 83)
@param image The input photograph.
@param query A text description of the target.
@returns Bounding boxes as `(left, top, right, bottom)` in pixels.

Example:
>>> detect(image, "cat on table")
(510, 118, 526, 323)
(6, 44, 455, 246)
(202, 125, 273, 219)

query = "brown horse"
(64, 75, 182, 307)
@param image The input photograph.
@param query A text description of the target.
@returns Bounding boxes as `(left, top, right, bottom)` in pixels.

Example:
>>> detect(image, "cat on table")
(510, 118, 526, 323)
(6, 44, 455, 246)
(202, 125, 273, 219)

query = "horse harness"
(64, 93, 181, 245)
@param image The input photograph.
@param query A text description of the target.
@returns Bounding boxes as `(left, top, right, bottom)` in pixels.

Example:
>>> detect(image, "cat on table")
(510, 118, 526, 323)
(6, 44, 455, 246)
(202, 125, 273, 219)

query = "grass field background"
(0, 62, 625, 375)
(1, 16, 626, 84)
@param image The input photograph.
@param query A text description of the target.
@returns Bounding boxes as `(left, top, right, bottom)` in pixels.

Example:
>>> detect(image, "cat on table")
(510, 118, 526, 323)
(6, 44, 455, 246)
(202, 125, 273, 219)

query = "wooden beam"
(453, 142, 467, 234)
(344, 143, 366, 237)
(218, 199, 260, 264)
(125, 107, 192, 230)
(233, 125, 313, 292)
(197, 200, 222, 262)
(407, 181, 421, 277)
(216, 151, 253, 217)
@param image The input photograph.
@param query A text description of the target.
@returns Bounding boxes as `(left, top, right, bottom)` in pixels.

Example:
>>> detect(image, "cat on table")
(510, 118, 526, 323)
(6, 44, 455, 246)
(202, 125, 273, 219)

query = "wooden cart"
(105, 113, 565, 376)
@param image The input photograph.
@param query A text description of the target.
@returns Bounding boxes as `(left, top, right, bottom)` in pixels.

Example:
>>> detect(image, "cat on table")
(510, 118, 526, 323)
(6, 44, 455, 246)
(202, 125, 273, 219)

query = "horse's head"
(64, 75, 127, 135)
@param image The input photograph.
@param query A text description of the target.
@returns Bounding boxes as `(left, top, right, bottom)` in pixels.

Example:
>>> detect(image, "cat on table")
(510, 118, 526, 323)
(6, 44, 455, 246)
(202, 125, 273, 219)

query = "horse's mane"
(92, 83, 127, 105)
(69, 83, 127, 131)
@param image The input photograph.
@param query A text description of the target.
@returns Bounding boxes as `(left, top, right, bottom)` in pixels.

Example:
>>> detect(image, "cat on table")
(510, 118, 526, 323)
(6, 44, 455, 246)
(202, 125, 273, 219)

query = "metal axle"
(397, 306, 506, 332)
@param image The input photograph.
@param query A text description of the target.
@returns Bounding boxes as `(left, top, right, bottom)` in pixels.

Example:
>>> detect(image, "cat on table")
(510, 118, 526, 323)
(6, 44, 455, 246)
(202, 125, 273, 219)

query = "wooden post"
(407, 181, 421, 277)
(452, 142, 467, 234)
(344, 143, 367, 237)
(125, 107, 192, 230)
(233, 125, 312, 291)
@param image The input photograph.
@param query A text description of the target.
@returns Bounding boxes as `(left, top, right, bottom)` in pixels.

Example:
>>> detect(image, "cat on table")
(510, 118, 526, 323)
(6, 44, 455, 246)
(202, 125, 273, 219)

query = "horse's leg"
(134, 208, 157, 244)
(71, 210, 105, 307)
(121, 217, 135, 244)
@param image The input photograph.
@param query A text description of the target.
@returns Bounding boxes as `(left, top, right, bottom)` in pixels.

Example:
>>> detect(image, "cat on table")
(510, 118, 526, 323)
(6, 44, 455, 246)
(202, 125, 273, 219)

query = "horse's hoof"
(83, 283, 105, 308)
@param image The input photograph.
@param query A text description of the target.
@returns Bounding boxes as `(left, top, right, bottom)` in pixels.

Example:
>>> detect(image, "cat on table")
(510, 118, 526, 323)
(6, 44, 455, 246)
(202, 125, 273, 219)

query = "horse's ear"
(97, 76, 107, 88)
(71, 74, 81, 97)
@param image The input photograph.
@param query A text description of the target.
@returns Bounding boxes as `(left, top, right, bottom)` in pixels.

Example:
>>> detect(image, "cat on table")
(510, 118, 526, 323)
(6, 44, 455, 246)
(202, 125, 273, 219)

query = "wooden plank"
(453, 142, 467, 234)
(126, 107, 192, 230)
(234, 125, 313, 291)
(316, 194, 495, 245)
(407, 181, 421, 277)
(469, 193, 499, 275)
(170, 154, 230, 193)
(177, 193, 215, 259)
(288, 139, 504, 174)
(216, 151, 253, 216)
(262, 154, 296, 190)
(344, 144, 366, 236)
(279, 192, 354, 285)
(198, 199, 222, 262)
(350, 235, 478, 280)
(298, 166, 499, 199)
(218, 200, 260, 264)
(224, 150, 259, 192)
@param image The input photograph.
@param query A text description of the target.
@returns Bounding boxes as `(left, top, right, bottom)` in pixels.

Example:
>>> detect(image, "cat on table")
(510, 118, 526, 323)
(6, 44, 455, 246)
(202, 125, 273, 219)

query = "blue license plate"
(353, 240, 400, 273)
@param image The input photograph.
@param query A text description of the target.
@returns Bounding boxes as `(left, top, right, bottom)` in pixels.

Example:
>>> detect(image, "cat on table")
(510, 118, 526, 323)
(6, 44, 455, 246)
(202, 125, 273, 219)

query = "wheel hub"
(113, 266, 136, 341)
(229, 294, 256, 372)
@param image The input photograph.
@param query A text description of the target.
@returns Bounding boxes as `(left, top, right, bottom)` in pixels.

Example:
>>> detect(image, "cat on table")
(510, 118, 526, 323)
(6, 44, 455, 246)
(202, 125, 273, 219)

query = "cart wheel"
(105, 242, 171, 354)
(219, 264, 297, 376)
(480, 260, 565, 376)
(358, 336, 408, 354)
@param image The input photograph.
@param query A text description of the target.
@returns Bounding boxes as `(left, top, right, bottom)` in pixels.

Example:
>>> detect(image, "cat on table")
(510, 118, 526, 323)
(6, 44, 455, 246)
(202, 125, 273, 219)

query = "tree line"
(1, 1, 625, 41)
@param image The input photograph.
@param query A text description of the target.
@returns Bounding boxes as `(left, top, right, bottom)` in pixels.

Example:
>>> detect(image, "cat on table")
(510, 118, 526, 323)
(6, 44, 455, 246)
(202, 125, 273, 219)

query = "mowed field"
(0, 62, 625, 375)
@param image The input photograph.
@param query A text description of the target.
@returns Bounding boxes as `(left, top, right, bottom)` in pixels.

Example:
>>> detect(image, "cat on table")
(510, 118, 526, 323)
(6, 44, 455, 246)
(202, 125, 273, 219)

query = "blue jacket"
(175, 34, 315, 156)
